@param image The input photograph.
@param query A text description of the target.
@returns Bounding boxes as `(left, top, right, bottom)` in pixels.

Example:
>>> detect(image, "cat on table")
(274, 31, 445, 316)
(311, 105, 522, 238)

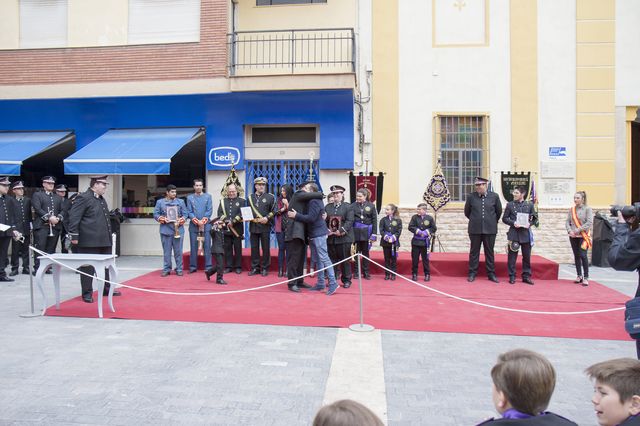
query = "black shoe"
(488, 274, 499, 283)
(278, 270, 284, 277)
(205, 269, 214, 281)
(261, 270, 268, 277)
(509, 277, 516, 284)
(189, 269, 197, 274)
(522, 277, 534, 285)
(468, 274, 476, 283)
(248, 269, 259, 276)
(298, 282, 312, 289)
(288, 285, 301, 293)
(235, 268, 242, 274)
(0, 276, 14, 282)
(9, 270, 18, 276)
(216, 278, 227, 285)
(82, 293, 93, 303)
(161, 271, 170, 277)
(384, 273, 390, 281)
(390, 274, 396, 281)
(343, 282, 352, 289)
(103, 290, 122, 296)
(424, 274, 430, 282)
(176, 271, 183, 277)
(363, 274, 371, 280)
(22, 268, 30, 275)
(412, 274, 417, 281)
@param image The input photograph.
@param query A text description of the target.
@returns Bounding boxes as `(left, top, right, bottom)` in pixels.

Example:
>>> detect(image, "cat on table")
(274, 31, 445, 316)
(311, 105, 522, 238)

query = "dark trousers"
(353, 241, 370, 276)
(507, 242, 532, 279)
(250, 232, 271, 271)
(11, 237, 30, 271)
(0, 237, 11, 278)
(468, 233, 497, 276)
(328, 242, 352, 285)
(411, 245, 430, 275)
(76, 246, 111, 296)
(60, 228, 69, 254)
(223, 234, 242, 269)
(382, 245, 397, 273)
(276, 232, 287, 272)
(33, 227, 60, 271)
(569, 237, 589, 278)
(286, 239, 305, 287)
(211, 253, 224, 280)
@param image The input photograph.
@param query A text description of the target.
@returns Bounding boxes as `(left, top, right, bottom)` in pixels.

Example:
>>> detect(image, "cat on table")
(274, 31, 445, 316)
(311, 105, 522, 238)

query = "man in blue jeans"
(288, 182, 338, 296)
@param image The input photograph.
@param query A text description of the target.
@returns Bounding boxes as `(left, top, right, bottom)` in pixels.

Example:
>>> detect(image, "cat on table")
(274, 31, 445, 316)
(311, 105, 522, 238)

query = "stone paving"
(0, 256, 636, 425)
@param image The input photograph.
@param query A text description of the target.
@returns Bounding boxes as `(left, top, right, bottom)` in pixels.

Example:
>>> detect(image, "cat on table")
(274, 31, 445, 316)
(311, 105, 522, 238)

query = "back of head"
(586, 358, 640, 402)
(491, 349, 556, 415)
(313, 400, 384, 426)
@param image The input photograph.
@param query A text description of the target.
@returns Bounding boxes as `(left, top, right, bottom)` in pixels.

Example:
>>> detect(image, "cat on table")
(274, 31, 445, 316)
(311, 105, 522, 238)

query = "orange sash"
(571, 206, 592, 250)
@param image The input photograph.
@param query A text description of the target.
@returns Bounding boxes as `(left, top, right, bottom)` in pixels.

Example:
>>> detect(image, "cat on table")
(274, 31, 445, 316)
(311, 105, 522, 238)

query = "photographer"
(608, 206, 640, 358)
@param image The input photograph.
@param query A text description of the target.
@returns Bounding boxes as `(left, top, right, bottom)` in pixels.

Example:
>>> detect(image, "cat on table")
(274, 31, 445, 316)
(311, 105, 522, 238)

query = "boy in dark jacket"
(408, 203, 437, 282)
(205, 217, 226, 285)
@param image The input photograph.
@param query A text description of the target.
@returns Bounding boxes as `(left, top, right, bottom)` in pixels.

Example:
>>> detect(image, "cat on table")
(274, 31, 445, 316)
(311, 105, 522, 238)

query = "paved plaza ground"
(0, 255, 637, 425)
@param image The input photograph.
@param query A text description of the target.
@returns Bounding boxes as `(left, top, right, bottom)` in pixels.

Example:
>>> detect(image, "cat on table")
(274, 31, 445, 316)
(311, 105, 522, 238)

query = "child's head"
(385, 204, 398, 216)
(313, 399, 383, 426)
(585, 358, 640, 426)
(416, 203, 428, 215)
(490, 349, 556, 416)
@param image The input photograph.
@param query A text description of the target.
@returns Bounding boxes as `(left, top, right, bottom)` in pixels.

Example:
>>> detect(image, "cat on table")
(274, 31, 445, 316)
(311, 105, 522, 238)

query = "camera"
(610, 202, 640, 220)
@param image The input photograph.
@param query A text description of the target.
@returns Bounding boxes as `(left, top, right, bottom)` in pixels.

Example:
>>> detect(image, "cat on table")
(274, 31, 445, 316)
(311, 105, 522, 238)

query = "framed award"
(329, 215, 342, 233)
(166, 205, 179, 223)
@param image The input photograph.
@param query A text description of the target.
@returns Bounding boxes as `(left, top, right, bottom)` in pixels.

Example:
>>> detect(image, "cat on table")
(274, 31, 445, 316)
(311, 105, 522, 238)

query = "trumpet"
(48, 209, 54, 237)
(174, 221, 181, 239)
(12, 231, 24, 243)
(197, 222, 204, 256)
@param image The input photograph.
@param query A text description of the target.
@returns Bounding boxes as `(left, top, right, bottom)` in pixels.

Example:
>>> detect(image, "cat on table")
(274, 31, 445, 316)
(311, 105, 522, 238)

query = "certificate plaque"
(515, 212, 530, 228)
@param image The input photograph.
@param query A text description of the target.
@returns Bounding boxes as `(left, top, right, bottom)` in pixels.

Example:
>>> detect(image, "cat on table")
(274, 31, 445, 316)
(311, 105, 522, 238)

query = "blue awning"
(0, 131, 73, 175)
(64, 128, 203, 175)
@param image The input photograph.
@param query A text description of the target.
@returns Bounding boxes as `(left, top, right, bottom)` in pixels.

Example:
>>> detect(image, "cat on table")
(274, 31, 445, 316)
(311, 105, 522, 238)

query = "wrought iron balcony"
(227, 28, 356, 76)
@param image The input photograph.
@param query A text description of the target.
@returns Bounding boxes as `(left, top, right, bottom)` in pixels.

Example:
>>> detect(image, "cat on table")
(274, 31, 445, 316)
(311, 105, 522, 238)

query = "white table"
(35, 253, 119, 318)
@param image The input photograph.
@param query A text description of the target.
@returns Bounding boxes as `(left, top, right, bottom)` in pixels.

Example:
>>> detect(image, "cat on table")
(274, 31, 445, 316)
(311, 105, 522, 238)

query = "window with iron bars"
(434, 115, 489, 201)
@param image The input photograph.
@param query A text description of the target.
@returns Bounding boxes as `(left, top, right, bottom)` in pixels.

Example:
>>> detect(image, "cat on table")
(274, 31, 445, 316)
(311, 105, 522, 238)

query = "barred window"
(435, 115, 489, 201)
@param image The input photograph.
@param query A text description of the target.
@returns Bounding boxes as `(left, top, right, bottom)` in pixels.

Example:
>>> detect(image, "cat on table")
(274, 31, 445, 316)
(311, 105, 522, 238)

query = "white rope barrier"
(30, 245, 353, 296)
(30, 246, 626, 315)
(361, 255, 626, 315)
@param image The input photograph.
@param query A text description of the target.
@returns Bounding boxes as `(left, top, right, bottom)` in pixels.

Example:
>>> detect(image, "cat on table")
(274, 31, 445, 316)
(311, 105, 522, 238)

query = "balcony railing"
(228, 28, 355, 76)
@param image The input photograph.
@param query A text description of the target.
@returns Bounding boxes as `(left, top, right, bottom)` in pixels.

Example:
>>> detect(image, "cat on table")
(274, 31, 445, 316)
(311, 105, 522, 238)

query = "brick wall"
(0, 0, 227, 85)
(372, 207, 607, 264)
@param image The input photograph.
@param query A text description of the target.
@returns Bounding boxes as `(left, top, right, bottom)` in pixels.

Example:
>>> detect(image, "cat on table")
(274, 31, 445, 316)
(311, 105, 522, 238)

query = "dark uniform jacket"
(11, 196, 31, 234)
(502, 200, 535, 243)
(217, 197, 246, 237)
(608, 223, 640, 297)
(620, 415, 640, 425)
(284, 190, 323, 242)
(379, 216, 402, 247)
(67, 189, 112, 248)
(352, 201, 378, 242)
(209, 226, 225, 254)
(247, 192, 276, 234)
(476, 412, 577, 425)
(31, 190, 65, 231)
(464, 191, 503, 235)
(0, 195, 18, 237)
(325, 201, 354, 245)
(408, 214, 437, 247)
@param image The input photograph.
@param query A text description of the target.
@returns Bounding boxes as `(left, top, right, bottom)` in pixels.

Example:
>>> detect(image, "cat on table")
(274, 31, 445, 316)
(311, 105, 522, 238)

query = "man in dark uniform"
(31, 176, 65, 274)
(217, 183, 245, 274)
(502, 185, 536, 285)
(352, 188, 378, 279)
(325, 185, 355, 288)
(9, 180, 31, 275)
(283, 180, 323, 292)
(68, 176, 121, 303)
(0, 177, 20, 282)
(55, 184, 71, 254)
(247, 177, 276, 276)
(464, 176, 503, 283)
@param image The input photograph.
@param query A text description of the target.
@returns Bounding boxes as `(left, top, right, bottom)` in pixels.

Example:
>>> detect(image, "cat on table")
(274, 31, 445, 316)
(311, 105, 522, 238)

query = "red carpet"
(46, 266, 629, 341)
(185, 249, 560, 280)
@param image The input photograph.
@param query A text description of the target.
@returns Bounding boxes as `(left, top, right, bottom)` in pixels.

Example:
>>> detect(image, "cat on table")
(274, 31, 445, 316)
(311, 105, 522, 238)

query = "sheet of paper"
(0, 224, 10, 232)
(240, 206, 254, 222)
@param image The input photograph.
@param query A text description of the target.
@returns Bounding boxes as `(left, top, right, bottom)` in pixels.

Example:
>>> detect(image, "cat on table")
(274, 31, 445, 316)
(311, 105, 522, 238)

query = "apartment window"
(252, 127, 317, 144)
(257, 0, 327, 5)
(128, 0, 200, 45)
(19, 0, 68, 48)
(435, 115, 489, 201)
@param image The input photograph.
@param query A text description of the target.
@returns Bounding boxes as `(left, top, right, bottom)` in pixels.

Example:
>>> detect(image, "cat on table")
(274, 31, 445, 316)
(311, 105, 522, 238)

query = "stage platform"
(183, 249, 559, 280)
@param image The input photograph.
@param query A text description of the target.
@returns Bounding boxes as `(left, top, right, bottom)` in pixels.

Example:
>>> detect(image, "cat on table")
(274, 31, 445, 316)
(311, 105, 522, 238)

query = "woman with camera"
(566, 191, 593, 286)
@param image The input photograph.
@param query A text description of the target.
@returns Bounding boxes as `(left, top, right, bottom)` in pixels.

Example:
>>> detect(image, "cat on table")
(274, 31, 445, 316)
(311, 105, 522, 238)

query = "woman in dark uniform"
(379, 203, 402, 280)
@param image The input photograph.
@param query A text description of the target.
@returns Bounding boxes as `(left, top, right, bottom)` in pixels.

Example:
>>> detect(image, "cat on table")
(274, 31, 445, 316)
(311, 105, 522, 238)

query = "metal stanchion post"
(349, 254, 374, 332)
(20, 244, 41, 318)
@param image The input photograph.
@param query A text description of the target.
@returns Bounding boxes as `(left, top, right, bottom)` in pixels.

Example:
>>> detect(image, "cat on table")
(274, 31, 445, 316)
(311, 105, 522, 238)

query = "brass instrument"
(47, 209, 54, 237)
(197, 222, 204, 255)
(174, 221, 181, 239)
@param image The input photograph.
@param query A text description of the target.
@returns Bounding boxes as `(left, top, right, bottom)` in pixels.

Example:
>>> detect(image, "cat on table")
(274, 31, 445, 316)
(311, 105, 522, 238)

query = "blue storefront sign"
(548, 146, 567, 157)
